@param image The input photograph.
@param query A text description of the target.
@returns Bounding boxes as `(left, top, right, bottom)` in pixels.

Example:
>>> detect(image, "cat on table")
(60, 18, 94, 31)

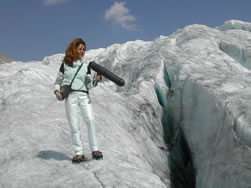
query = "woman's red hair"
(63, 38, 86, 67)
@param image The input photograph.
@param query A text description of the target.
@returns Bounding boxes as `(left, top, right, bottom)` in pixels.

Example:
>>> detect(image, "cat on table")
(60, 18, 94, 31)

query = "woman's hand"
(96, 74, 102, 82)
(55, 90, 63, 101)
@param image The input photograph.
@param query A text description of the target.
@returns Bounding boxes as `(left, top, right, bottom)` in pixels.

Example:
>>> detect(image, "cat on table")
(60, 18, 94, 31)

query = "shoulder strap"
(69, 63, 83, 86)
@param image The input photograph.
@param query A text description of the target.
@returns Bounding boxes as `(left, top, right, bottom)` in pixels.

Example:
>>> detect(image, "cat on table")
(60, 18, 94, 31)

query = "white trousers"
(65, 92, 99, 155)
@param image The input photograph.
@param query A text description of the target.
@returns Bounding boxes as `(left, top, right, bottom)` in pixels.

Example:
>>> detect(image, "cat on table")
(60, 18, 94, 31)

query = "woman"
(54, 38, 103, 163)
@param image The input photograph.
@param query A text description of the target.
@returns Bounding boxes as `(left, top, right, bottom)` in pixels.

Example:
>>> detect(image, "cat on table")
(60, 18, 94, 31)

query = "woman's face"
(76, 44, 86, 59)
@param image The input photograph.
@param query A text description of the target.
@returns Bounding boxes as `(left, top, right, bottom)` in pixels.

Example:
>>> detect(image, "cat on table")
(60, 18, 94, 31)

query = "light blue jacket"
(54, 59, 97, 92)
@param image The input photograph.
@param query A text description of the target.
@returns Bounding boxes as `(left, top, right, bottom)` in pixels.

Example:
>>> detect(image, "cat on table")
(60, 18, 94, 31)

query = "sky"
(0, 0, 251, 62)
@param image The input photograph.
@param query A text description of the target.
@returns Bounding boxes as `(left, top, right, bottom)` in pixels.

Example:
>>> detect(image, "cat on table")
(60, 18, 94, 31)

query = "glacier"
(0, 20, 251, 188)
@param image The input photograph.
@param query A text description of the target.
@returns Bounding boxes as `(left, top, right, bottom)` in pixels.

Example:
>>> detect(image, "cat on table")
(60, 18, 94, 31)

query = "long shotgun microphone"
(88, 61, 125, 87)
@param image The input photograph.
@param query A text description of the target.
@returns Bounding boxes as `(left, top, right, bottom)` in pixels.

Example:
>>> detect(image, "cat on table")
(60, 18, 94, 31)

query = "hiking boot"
(92, 151, 103, 160)
(72, 155, 86, 164)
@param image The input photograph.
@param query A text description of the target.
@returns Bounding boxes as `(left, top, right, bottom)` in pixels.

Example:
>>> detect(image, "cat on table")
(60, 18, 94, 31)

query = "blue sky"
(0, 0, 250, 62)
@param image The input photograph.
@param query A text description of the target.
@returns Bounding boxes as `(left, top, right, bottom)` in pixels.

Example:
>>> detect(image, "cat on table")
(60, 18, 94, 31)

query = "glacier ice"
(1, 20, 251, 187)
(217, 20, 251, 32)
